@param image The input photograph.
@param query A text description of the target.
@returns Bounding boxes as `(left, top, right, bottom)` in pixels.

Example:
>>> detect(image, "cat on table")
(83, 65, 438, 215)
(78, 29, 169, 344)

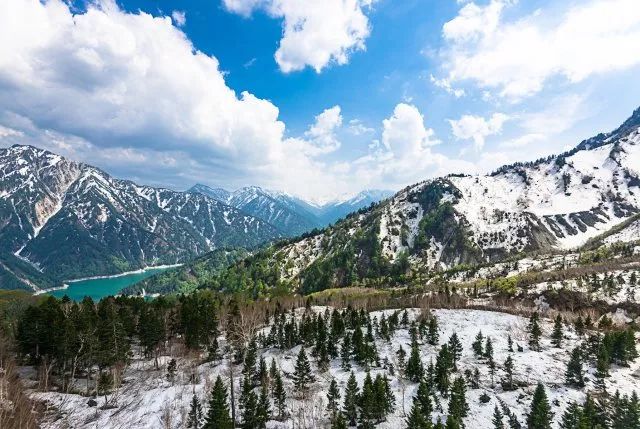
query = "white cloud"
(0, 125, 24, 138)
(448, 113, 509, 150)
(171, 10, 186, 27)
(440, 0, 640, 98)
(382, 103, 440, 156)
(300, 105, 343, 155)
(429, 74, 465, 98)
(347, 119, 374, 135)
(222, 0, 374, 73)
(499, 133, 545, 149)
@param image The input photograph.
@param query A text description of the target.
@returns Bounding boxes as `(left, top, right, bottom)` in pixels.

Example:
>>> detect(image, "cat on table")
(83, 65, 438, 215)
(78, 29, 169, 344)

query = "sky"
(1, 0, 640, 203)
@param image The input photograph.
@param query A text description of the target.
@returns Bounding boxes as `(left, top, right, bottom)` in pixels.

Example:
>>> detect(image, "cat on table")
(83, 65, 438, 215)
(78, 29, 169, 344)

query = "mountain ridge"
(0, 145, 281, 290)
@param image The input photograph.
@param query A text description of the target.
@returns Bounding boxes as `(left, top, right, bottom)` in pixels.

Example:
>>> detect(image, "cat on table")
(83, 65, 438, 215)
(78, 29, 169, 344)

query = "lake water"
(49, 266, 172, 301)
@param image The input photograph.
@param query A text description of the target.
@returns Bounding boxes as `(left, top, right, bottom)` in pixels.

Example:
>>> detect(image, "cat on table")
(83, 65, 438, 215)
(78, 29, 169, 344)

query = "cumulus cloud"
(440, 0, 640, 98)
(347, 119, 374, 136)
(448, 113, 509, 150)
(300, 105, 343, 155)
(171, 10, 186, 26)
(222, 0, 375, 73)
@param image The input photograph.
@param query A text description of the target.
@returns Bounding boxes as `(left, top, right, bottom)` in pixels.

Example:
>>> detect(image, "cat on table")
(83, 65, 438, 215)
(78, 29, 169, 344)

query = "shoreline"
(33, 264, 182, 296)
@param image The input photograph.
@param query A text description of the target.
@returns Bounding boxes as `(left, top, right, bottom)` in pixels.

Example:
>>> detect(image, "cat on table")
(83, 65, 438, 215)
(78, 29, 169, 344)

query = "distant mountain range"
(188, 184, 393, 236)
(0, 146, 391, 291)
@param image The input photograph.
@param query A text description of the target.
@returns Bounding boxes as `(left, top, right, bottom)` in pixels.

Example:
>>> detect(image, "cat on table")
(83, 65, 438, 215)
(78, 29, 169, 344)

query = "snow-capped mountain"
(0, 145, 280, 289)
(189, 184, 393, 236)
(251, 107, 640, 289)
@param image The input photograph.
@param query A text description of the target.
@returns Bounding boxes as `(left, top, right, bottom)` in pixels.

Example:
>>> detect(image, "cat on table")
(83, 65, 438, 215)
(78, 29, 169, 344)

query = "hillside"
(0, 145, 280, 290)
(155, 107, 640, 296)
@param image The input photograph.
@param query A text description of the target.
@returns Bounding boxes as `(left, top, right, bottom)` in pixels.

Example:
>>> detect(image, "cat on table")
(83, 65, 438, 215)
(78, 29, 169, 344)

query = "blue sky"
(1, 0, 640, 202)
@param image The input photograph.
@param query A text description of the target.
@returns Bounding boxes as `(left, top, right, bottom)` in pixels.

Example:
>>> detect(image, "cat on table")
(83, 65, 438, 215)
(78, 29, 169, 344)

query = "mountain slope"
(198, 107, 640, 295)
(189, 184, 393, 236)
(0, 145, 280, 289)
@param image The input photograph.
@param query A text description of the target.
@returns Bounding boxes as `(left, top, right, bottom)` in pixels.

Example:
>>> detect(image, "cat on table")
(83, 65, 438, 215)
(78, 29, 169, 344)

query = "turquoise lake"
(49, 266, 172, 301)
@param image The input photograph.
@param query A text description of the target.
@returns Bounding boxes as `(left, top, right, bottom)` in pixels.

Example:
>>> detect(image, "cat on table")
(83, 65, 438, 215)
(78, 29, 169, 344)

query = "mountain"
(315, 189, 395, 225)
(159, 106, 640, 296)
(0, 145, 281, 290)
(188, 184, 393, 236)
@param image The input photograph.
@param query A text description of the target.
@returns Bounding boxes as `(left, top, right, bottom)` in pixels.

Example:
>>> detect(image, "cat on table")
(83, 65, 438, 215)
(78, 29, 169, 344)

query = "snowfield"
(31, 308, 640, 429)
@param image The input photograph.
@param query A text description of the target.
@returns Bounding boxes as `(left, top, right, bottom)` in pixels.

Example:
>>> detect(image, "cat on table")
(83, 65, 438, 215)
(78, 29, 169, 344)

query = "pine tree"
(407, 399, 432, 429)
(396, 345, 407, 373)
(595, 345, 610, 391)
(564, 348, 584, 388)
(445, 414, 462, 429)
(406, 335, 424, 382)
(415, 376, 434, 420)
(343, 372, 360, 426)
(493, 405, 505, 429)
(240, 391, 258, 429)
(551, 315, 563, 348)
(559, 402, 582, 429)
(203, 376, 233, 429)
(332, 412, 348, 429)
(327, 378, 341, 420)
(293, 347, 313, 396)
(527, 383, 553, 429)
(166, 358, 177, 383)
(255, 384, 271, 428)
(472, 331, 484, 357)
(448, 377, 469, 423)
(187, 394, 204, 428)
(341, 336, 352, 371)
(243, 337, 258, 383)
(448, 333, 463, 370)
(271, 370, 286, 420)
(507, 335, 514, 353)
(427, 316, 439, 346)
(528, 312, 542, 352)
(502, 355, 515, 391)
(435, 344, 453, 396)
(258, 356, 269, 387)
(359, 371, 376, 428)
(574, 316, 584, 335)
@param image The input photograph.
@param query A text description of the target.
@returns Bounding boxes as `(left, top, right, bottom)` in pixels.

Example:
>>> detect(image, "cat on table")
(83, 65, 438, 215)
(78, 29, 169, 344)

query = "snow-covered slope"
(0, 145, 280, 288)
(251, 107, 640, 289)
(189, 185, 393, 237)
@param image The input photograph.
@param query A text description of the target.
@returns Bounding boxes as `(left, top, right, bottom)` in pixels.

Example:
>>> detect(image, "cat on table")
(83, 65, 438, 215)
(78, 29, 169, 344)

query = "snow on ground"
(604, 218, 640, 245)
(31, 308, 640, 429)
(527, 269, 640, 305)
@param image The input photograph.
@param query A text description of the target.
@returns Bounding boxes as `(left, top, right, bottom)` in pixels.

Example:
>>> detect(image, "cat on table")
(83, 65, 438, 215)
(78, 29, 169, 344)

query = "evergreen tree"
(396, 345, 407, 373)
(448, 377, 469, 423)
(472, 331, 484, 358)
(293, 347, 314, 395)
(435, 345, 453, 396)
(595, 345, 610, 391)
(493, 405, 505, 429)
(427, 316, 439, 346)
(502, 355, 515, 391)
(564, 348, 585, 388)
(359, 371, 376, 428)
(526, 383, 553, 429)
(271, 370, 287, 420)
(203, 376, 233, 429)
(256, 385, 271, 428)
(407, 399, 432, 429)
(507, 335, 514, 353)
(574, 316, 584, 336)
(243, 337, 258, 383)
(551, 315, 563, 348)
(343, 372, 360, 426)
(327, 378, 341, 420)
(528, 312, 542, 352)
(187, 394, 204, 429)
(558, 402, 582, 429)
(332, 412, 348, 429)
(406, 335, 424, 382)
(341, 336, 352, 371)
(415, 376, 434, 420)
(448, 333, 463, 370)
(240, 391, 258, 429)
(445, 414, 462, 429)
